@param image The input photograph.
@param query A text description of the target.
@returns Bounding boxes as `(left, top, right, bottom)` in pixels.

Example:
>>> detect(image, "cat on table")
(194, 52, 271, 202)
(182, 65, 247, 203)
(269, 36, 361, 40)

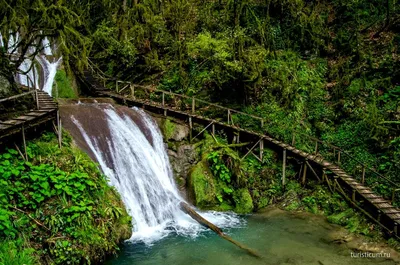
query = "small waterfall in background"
(37, 56, 62, 96)
(61, 103, 242, 244)
(0, 32, 61, 94)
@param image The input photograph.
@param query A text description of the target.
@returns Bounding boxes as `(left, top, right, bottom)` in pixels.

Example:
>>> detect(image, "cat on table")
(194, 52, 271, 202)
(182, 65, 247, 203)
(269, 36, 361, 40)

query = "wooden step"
(14, 116, 36, 121)
(382, 209, 400, 214)
(370, 199, 388, 203)
(25, 112, 46, 117)
(0, 120, 23, 125)
(39, 107, 57, 110)
(361, 193, 379, 198)
(0, 124, 12, 130)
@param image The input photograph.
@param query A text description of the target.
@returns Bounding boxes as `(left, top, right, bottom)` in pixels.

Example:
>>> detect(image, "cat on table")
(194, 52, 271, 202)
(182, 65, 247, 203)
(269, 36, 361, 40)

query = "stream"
(106, 208, 397, 265)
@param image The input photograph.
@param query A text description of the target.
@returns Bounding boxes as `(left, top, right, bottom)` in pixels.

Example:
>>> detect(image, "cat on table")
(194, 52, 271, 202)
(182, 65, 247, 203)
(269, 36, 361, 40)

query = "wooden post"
(116, 80, 119, 93)
(227, 109, 231, 125)
(322, 169, 326, 183)
(162, 92, 165, 106)
(315, 141, 318, 154)
(57, 111, 62, 148)
(260, 139, 264, 161)
(192, 97, 195, 113)
(377, 210, 382, 222)
(130, 84, 134, 98)
(236, 132, 240, 143)
(282, 149, 287, 187)
(394, 223, 398, 236)
(35, 89, 39, 109)
(333, 176, 338, 192)
(337, 151, 341, 163)
(361, 166, 365, 184)
(189, 117, 192, 143)
(33, 64, 37, 90)
(261, 119, 264, 129)
(22, 125, 27, 161)
(392, 189, 396, 204)
(352, 189, 356, 202)
(292, 133, 295, 146)
(302, 160, 308, 185)
(212, 123, 215, 136)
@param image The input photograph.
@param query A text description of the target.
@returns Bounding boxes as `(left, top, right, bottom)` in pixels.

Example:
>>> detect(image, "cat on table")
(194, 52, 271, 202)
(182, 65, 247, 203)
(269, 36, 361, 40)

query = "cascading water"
(0, 32, 61, 93)
(60, 102, 242, 244)
(37, 55, 62, 96)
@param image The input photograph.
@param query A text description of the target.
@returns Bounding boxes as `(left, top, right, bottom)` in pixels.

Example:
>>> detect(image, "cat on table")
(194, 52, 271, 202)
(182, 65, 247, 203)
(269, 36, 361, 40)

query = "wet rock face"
(0, 75, 11, 97)
(168, 144, 199, 194)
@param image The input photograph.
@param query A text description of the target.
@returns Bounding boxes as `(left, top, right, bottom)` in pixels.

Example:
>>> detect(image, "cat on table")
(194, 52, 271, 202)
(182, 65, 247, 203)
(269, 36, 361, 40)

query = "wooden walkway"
(0, 90, 58, 143)
(92, 79, 400, 239)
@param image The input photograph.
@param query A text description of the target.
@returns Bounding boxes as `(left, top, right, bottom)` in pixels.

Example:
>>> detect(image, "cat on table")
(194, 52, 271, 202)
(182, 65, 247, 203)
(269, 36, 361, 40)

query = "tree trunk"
(179, 201, 261, 259)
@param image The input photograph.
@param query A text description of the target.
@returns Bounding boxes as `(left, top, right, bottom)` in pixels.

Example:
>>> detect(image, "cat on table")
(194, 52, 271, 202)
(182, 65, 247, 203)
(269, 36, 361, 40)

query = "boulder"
(188, 160, 218, 208)
(0, 75, 12, 98)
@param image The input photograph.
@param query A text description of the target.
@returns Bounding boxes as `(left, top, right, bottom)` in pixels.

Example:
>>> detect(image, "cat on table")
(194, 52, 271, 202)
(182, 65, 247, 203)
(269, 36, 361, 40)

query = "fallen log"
(179, 201, 261, 259)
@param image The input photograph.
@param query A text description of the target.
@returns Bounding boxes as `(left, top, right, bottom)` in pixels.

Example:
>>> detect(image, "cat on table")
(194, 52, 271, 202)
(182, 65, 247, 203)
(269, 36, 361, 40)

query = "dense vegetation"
(0, 0, 399, 261)
(0, 132, 132, 264)
(1, 0, 398, 179)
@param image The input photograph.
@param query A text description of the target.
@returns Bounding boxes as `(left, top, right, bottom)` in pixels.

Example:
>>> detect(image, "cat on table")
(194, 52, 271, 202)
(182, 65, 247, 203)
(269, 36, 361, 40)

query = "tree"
(0, 0, 91, 90)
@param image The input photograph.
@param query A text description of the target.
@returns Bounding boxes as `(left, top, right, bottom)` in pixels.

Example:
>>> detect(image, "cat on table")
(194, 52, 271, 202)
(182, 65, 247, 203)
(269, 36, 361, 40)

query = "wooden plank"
(14, 116, 35, 121)
(0, 124, 11, 130)
(376, 204, 395, 209)
(382, 209, 400, 214)
(370, 199, 388, 203)
(25, 112, 46, 117)
(40, 106, 57, 110)
(361, 193, 379, 198)
(1, 120, 23, 125)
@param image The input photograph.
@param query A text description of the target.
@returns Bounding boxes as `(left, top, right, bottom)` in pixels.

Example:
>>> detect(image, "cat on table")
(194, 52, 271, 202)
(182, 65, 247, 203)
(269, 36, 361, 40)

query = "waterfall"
(0, 31, 60, 93)
(37, 55, 62, 96)
(61, 103, 241, 244)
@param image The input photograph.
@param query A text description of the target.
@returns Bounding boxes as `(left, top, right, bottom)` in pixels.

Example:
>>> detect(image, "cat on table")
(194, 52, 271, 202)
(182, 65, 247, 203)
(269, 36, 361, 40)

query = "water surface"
(107, 208, 396, 265)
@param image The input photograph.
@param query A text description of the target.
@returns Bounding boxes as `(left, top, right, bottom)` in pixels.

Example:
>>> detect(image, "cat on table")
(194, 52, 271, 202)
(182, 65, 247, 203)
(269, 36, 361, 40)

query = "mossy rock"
(53, 70, 77, 99)
(0, 75, 11, 98)
(233, 188, 254, 214)
(160, 118, 189, 142)
(188, 160, 218, 208)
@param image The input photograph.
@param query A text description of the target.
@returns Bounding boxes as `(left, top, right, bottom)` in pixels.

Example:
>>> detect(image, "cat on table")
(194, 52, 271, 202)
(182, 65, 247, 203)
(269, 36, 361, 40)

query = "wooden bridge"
(0, 89, 61, 157)
(82, 75, 400, 239)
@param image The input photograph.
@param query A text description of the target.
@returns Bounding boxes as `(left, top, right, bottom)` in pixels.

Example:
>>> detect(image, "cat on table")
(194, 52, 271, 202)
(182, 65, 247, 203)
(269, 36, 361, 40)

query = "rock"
(0, 75, 12, 98)
(233, 188, 254, 213)
(188, 160, 218, 208)
(279, 189, 301, 211)
(169, 144, 199, 181)
(161, 118, 189, 141)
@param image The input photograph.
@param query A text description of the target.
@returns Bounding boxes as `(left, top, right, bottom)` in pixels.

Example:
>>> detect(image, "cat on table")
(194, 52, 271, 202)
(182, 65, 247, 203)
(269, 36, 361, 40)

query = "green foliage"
(207, 151, 232, 184)
(0, 132, 132, 264)
(0, 239, 39, 265)
(163, 119, 176, 141)
(53, 70, 77, 99)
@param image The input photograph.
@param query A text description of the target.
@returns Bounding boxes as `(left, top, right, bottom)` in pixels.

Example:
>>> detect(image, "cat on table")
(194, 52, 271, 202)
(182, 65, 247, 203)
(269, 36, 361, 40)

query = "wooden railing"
(0, 90, 40, 110)
(91, 69, 400, 205)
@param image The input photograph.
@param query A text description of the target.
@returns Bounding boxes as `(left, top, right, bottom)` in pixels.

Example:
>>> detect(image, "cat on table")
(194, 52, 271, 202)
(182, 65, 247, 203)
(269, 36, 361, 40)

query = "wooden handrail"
(102, 76, 400, 192)
(0, 90, 35, 103)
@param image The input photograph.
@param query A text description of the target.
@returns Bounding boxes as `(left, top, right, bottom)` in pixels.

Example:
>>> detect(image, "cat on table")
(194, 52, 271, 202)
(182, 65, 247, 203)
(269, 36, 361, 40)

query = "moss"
(53, 70, 77, 99)
(285, 200, 301, 211)
(232, 188, 254, 214)
(188, 160, 218, 208)
(163, 118, 176, 141)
